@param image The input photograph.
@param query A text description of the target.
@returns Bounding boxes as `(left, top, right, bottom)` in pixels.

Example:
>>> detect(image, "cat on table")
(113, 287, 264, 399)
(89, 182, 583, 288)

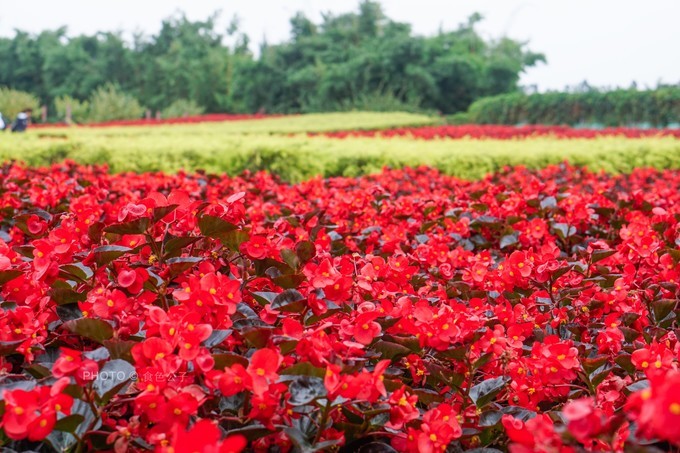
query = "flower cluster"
(315, 124, 680, 140)
(0, 160, 679, 452)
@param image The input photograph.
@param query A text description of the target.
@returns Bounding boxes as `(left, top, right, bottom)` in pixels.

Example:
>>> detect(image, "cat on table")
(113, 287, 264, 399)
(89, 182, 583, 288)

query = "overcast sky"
(1, 0, 678, 91)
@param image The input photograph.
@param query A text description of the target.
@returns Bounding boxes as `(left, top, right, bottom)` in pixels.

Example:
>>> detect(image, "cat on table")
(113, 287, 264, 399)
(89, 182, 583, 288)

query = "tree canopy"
(0, 1, 544, 116)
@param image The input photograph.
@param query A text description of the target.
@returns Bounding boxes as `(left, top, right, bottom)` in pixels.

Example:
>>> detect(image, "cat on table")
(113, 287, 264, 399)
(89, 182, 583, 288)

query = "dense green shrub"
(86, 84, 145, 123)
(445, 112, 471, 125)
(161, 99, 205, 118)
(0, 87, 40, 121)
(468, 88, 680, 127)
(2, 125, 680, 182)
(54, 95, 90, 123)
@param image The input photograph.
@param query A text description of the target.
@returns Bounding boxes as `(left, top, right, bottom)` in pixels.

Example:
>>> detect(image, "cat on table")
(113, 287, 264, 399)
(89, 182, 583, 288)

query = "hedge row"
(2, 132, 680, 181)
(466, 88, 680, 127)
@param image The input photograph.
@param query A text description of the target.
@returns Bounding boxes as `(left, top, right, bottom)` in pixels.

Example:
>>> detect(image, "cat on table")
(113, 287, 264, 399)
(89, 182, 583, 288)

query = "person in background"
(0, 112, 5, 131)
(11, 108, 32, 132)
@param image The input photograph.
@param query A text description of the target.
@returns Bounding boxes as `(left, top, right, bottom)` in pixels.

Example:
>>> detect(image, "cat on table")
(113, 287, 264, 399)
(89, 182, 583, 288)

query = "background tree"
(0, 1, 545, 116)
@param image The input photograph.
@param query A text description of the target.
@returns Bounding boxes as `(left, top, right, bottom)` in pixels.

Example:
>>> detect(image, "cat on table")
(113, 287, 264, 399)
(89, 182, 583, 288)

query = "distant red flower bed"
(32, 113, 276, 128)
(316, 124, 680, 140)
(1, 161, 680, 452)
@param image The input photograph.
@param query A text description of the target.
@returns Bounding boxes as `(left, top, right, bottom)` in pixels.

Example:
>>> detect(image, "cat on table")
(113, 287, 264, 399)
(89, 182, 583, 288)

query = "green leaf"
(152, 204, 178, 222)
(54, 414, 85, 433)
(88, 221, 105, 244)
(213, 353, 249, 370)
(251, 291, 278, 306)
(615, 354, 635, 374)
(272, 274, 306, 289)
(221, 230, 249, 252)
(93, 359, 135, 404)
(104, 217, 150, 235)
(55, 303, 82, 322)
(591, 365, 613, 387)
(552, 222, 576, 239)
(59, 263, 93, 281)
(283, 427, 312, 452)
(473, 353, 493, 370)
(469, 377, 508, 408)
(385, 335, 422, 353)
(0, 270, 22, 285)
(540, 196, 557, 209)
(478, 410, 503, 427)
(280, 362, 326, 379)
(591, 249, 616, 263)
(436, 346, 467, 360)
(280, 248, 300, 271)
(652, 299, 676, 322)
(167, 256, 202, 274)
(163, 236, 201, 258)
(425, 362, 464, 389)
(50, 283, 87, 306)
(93, 245, 131, 267)
(619, 326, 641, 343)
(12, 244, 35, 258)
(372, 341, 411, 360)
(270, 289, 305, 312)
(413, 388, 444, 405)
(103, 339, 137, 363)
(626, 380, 649, 394)
(502, 406, 536, 421)
(64, 318, 114, 343)
(287, 376, 327, 406)
(83, 347, 110, 361)
(499, 233, 518, 249)
(204, 330, 231, 348)
(198, 215, 237, 239)
(0, 340, 24, 356)
(295, 241, 315, 264)
(581, 356, 609, 375)
(241, 326, 274, 348)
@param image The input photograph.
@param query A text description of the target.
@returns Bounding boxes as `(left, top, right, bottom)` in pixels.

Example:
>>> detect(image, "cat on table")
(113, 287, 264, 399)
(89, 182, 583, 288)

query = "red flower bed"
(316, 124, 680, 140)
(32, 113, 277, 129)
(0, 161, 679, 452)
